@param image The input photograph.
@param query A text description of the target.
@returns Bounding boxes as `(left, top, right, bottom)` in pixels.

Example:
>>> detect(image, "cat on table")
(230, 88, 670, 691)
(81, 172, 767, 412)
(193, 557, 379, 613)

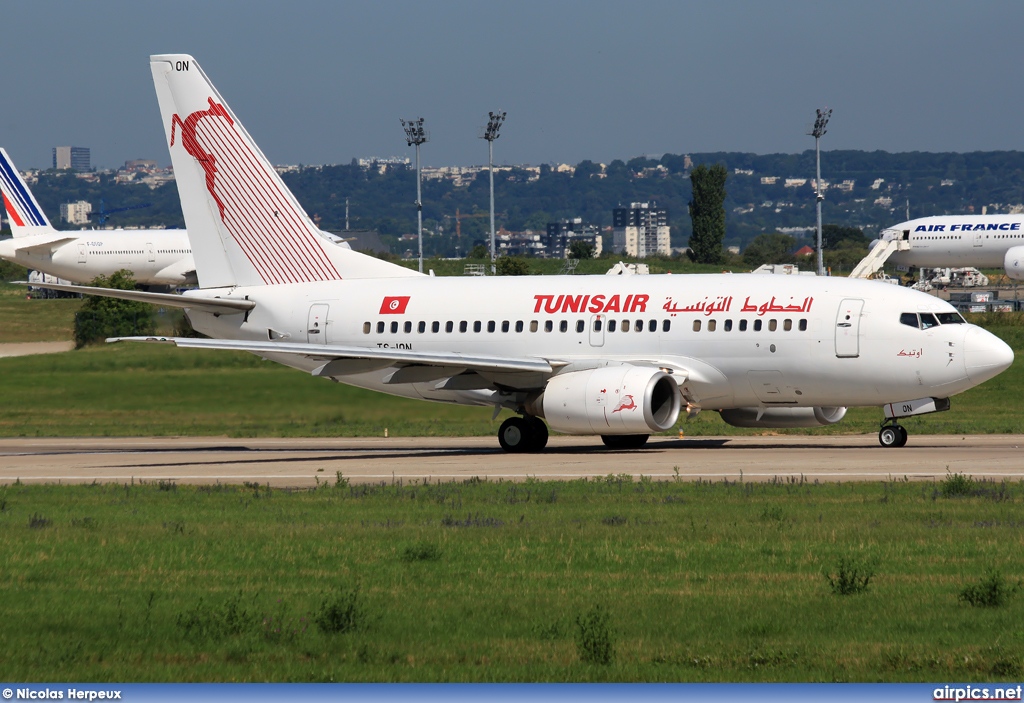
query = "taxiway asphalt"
(0, 434, 1020, 487)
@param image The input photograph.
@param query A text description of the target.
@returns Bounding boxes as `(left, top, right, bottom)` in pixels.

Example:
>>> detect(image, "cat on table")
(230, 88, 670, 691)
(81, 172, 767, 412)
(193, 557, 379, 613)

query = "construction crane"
(449, 208, 491, 238)
(88, 199, 153, 226)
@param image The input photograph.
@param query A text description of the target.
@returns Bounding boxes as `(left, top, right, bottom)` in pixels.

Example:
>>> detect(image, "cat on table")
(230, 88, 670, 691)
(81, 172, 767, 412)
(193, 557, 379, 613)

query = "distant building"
(124, 159, 158, 171)
(545, 217, 603, 258)
(53, 146, 90, 172)
(60, 200, 92, 225)
(612, 201, 670, 258)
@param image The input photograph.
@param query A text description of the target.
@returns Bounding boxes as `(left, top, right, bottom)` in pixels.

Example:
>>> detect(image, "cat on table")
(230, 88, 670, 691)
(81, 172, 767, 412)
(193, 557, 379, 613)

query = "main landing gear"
(498, 415, 549, 453)
(878, 420, 908, 448)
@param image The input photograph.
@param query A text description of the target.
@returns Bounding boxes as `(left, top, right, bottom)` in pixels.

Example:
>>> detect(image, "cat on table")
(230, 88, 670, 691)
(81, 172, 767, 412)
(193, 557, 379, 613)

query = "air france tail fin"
(0, 148, 54, 238)
(150, 54, 419, 288)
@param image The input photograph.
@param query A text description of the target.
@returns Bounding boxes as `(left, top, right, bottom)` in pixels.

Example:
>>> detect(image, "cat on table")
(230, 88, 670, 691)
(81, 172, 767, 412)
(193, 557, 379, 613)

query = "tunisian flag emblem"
(379, 296, 411, 314)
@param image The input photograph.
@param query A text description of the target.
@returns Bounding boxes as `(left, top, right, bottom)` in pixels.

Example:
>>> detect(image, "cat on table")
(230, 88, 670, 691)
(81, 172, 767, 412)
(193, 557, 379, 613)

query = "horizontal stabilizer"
(18, 281, 254, 314)
(108, 336, 554, 376)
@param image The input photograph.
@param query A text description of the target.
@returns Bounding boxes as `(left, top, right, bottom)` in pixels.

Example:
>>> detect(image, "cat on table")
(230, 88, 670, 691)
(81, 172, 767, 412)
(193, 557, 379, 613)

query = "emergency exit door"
(307, 304, 329, 344)
(834, 298, 863, 358)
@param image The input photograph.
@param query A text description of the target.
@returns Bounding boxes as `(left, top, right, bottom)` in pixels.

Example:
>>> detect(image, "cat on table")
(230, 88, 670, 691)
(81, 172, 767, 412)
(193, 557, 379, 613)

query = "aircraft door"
(834, 298, 863, 358)
(589, 314, 605, 347)
(77, 244, 86, 264)
(307, 303, 329, 344)
(973, 230, 983, 247)
(147, 243, 155, 263)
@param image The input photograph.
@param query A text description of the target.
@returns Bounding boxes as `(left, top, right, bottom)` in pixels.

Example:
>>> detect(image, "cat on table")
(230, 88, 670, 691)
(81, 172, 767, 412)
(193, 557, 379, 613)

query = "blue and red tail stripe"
(0, 150, 49, 228)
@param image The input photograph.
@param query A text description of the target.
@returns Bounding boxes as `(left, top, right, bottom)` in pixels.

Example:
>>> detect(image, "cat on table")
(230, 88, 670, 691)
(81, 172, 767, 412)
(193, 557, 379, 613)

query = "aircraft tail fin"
(150, 54, 418, 288)
(0, 148, 54, 238)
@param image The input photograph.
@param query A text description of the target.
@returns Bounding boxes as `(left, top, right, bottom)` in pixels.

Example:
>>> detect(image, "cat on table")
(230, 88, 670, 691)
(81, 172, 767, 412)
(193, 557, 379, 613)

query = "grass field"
(0, 476, 1022, 682)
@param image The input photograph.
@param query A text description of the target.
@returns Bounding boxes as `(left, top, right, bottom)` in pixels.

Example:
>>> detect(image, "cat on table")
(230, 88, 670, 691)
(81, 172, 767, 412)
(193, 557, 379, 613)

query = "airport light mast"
(401, 118, 428, 273)
(482, 111, 506, 274)
(809, 107, 832, 276)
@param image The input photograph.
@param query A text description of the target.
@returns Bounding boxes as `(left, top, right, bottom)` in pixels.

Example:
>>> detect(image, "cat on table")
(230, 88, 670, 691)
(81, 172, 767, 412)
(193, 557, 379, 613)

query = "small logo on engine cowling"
(612, 395, 637, 413)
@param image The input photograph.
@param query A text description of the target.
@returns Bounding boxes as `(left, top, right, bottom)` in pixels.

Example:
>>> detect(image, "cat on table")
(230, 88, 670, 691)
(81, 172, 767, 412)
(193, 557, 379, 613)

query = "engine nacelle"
(537, 366, 682, 435)
(1004, 246, 1024, 281)
(719, 406, 847, 428)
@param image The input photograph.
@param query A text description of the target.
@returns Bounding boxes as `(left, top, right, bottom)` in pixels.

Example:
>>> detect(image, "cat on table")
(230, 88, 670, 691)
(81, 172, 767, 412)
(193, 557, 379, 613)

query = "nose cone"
(964, 326, 1014, 385)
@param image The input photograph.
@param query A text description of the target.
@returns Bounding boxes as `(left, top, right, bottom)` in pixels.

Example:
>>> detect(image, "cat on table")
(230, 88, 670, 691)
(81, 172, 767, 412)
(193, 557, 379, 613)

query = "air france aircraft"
(878, 215, 1024, 280)
(34, 55, 1015, 451)
(0, 148, 197, 286)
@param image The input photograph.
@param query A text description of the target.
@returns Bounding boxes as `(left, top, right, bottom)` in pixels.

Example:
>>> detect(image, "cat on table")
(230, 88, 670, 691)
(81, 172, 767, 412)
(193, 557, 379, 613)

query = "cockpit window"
(937, 312, 966, 324)
(900, 313, 919, 328)
(919, 313, 939, 329)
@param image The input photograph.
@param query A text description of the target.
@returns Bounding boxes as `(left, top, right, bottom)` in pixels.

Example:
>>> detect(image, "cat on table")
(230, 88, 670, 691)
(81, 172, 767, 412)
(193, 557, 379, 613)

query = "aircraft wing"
(19, 281, 254, 315)
(108, 336, 558, 384)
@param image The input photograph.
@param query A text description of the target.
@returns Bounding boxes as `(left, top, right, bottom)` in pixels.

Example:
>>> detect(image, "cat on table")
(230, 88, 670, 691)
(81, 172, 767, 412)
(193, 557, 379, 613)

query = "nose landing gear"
(878, 421, 908, 448)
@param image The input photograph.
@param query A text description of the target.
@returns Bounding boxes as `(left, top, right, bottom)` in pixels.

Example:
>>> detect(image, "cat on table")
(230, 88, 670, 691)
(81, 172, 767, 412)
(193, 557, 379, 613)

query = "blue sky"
(4, 0, 1023, 169)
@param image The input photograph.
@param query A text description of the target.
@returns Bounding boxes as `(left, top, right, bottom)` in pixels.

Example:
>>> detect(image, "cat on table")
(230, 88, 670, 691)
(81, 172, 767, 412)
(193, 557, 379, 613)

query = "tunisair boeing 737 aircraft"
(33, 55, 1015, 451)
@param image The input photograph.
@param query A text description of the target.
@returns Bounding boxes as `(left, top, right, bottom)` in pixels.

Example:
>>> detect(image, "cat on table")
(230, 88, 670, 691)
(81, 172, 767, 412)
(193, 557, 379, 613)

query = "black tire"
(896, 425, 908, 447)
(878, 426, 900, 448)
(601, 434, 650, 449)
(526, 416, 549, 451)
(498, 417, 531, 453)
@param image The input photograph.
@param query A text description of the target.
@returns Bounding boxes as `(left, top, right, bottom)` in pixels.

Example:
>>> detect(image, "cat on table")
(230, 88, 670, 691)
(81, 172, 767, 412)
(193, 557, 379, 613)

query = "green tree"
(688, 163, 727, 264)
(822, 224, 868, 249)
(73, 270, 155, 348)
(468, 244, 489, 260)
(742, 233, 797, 268)
(568, 240, 594, 260)
(495, 256, 531, 276)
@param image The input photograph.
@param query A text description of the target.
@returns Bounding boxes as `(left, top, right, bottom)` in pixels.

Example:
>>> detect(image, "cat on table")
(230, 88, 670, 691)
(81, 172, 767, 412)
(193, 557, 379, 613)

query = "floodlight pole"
(810, 108, 832, 276)
(401, 118, 428, 273)
(482, 111, 506, 274)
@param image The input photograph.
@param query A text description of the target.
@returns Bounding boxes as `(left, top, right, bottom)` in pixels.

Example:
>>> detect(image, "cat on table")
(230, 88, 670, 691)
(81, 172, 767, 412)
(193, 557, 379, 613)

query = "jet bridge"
(850, 229, 912, 279)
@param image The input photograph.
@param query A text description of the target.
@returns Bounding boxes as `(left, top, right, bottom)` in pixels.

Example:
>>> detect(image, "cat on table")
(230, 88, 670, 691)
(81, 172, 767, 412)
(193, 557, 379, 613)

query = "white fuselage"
(883, 215, 1024, 268)
(0, 229, 194, 286)
(182, 273, 1009, 412)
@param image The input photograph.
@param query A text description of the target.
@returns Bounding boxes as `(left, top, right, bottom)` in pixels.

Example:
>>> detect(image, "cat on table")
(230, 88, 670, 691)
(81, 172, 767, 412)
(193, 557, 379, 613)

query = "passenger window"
(724, 319, 733, 332)
(431, 321, 440, 333)
(474, 321, 482, 333)
(768, 319, 778, 332)
(515, 321, 523, 333)
(363, 322, 371, 334)
(501, 321, 509, 333)
(594, 318, 603, 332)
(754, 320, 762, 332)
(391, 321, 399, 334)
(622, 319, 630, 332)
(560, 320, 568, 333)
(576, 320, 585, 333)
(446, 321, 454, 333)
(377, 321, 385, 334)
(708, 319, 717, 332)
(739, 319, 748, 331)
(920, 313, 939, 329)
(648, 319, 657, 332)
(418, 321, 426, 333)
(799, 319, 807, 331)
(487, 321, 495, 333)
(635, 320, 643, 332)
(783, 319, 792, 331)
(899, 313, 919, 328)
(662, 319, 671, 332)
(530, 321, 538, 332)
(608, 320, 617, 332)
(459, 321, 468, 333)
(545, 320, 553, 332)
(693, 320, 701, 332)
(404, 321, 412, 333)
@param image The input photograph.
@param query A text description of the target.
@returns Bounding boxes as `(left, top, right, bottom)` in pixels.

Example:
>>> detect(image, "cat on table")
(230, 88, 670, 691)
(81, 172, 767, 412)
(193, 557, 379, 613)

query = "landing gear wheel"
(601, 434, 650, 449)
(896, 425, 908, 447)
(878, 425, 906, 448)
(526, 416, 549, 451)
(498, 417, 530, 453)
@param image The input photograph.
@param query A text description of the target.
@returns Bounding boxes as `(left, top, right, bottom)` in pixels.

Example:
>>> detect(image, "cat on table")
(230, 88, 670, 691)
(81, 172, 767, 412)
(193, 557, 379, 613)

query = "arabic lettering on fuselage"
(740, 296, 813, 316)
(915, 222, 1022, 232)
(662, 296, 733, 316)
(897, 348, 923, 358)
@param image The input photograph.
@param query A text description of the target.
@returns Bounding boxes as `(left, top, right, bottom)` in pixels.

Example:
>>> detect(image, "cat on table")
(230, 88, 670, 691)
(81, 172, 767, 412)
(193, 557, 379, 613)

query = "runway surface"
(0, 434, 1021, 487)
